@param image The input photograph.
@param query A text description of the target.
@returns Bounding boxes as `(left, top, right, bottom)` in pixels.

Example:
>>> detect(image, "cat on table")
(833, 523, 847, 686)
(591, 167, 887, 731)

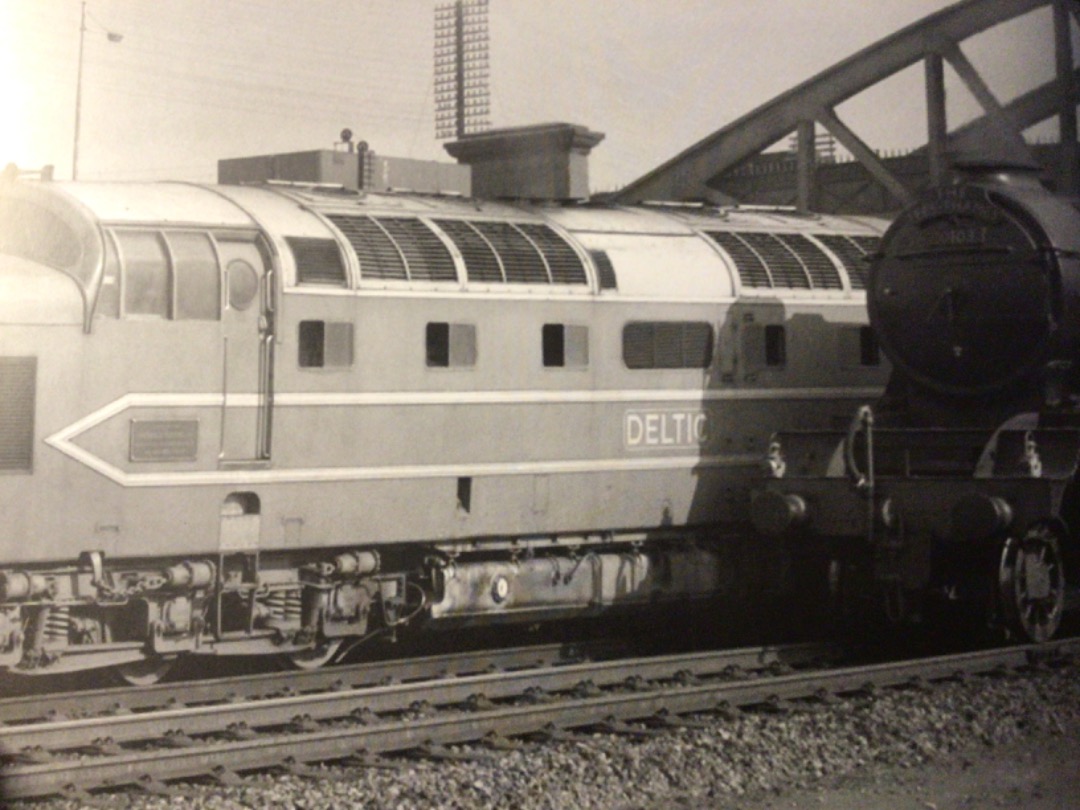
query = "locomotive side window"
(426, 322, 477, 368)
(0, 198, 82, 271)
(860, 327, 881, 366)
(741, 323, 788, 372)
(168, 232, 220, 320)
(226, 259, 259, 311)
(298, 320, 353, 369)
(765, 325, 786, 366)
(542, 324, 589, 368)
(116, 230, 170, 317)
(110, 228, 224, 320)
(623, 322, 713, 369)
(836, 326, 881, 367)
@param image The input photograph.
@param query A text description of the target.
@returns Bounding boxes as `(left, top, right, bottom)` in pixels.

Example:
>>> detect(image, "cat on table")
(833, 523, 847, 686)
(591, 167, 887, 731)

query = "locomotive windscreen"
(868, 182, 1059, 397)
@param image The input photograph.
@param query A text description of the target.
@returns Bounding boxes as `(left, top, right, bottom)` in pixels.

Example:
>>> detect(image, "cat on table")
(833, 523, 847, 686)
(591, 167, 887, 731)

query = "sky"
(0, 1, 1072, 192)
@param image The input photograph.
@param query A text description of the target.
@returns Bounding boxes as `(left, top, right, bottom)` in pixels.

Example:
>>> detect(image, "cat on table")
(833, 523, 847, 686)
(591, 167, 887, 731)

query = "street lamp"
(72, 2, 122, 180)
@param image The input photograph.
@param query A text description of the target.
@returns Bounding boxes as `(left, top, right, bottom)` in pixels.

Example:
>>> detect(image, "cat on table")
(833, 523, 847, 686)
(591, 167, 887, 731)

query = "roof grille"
(472, 222, 549, 283)
(707, 231, 772, 287)
(813, 234, 880, 290)
(775, 233, 843, 290)
(433, 219, 504, 282)
(710, 230, 852, 291)
(516, 223, 587, 284)
(328, 215, 406, 280)
(737, 233, 811, 289)
(433, 220, 588, 286)
(378, 217, 457, 282)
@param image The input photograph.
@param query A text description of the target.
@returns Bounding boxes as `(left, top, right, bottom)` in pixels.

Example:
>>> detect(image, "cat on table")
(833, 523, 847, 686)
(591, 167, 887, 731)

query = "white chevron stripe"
(44, 387, 876, 487)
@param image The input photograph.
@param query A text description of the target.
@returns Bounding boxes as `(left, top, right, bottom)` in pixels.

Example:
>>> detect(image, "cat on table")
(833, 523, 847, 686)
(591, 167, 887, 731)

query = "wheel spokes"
(999, 526, 1065, 643)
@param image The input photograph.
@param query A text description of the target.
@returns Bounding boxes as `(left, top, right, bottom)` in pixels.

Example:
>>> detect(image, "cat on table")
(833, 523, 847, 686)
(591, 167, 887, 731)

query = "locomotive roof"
(48, 181, 883, 237)
(1, 180, 886, 320)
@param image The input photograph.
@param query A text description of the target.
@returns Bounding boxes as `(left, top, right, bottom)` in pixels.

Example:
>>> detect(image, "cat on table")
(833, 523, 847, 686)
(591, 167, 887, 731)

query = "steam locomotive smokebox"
(869, 165, 1080, 398)
(444, 122, 605, 201)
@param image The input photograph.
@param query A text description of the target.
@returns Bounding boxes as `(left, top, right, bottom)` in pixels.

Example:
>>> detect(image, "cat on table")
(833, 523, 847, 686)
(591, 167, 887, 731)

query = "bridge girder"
(614, 0, 1080, 207)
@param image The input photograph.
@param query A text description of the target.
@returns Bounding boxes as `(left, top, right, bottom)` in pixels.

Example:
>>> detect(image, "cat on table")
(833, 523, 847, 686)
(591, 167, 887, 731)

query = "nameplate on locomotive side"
(624, 409, 708, 450)
(129, 419, 199, 462)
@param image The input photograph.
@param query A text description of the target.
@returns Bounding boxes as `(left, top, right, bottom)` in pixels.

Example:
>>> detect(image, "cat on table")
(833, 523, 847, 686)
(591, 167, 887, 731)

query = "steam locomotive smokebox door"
(869, 186, 1057, 397)
(219, 239, 272, 464)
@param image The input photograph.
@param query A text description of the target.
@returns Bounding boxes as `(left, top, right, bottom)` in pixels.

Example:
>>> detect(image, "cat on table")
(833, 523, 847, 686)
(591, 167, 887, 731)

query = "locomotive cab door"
(218, 235, 274, 465)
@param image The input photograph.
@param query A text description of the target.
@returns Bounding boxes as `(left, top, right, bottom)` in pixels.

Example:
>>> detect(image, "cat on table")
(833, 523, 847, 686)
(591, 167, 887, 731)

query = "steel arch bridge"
(614, 0, 1080, 209)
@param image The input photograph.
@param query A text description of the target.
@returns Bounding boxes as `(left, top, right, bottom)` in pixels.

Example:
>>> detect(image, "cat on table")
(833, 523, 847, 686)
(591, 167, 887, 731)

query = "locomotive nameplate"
(129, 419, 199, 463)
(624, 408, 708, 450)
(898, 191, 1002, 252)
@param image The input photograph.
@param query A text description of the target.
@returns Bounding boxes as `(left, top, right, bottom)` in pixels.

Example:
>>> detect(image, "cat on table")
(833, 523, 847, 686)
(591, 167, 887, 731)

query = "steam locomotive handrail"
(844, 405, 875, 494)
(892, 245, 1016, 259)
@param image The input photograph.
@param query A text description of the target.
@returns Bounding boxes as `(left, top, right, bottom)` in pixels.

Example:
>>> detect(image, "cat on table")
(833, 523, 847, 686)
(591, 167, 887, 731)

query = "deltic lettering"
(624, 409, 708, 449)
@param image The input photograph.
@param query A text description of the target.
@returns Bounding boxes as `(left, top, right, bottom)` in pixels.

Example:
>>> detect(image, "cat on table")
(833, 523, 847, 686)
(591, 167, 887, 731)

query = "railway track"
(1, 638, 1074, 803)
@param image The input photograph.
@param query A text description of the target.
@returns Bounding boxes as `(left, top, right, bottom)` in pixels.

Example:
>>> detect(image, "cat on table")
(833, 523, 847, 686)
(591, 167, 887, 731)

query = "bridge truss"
(614, 0, 1080, 208)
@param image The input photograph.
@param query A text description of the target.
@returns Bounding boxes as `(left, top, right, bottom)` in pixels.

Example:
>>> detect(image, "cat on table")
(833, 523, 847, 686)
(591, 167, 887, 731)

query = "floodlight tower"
(434, 0, 491, 140)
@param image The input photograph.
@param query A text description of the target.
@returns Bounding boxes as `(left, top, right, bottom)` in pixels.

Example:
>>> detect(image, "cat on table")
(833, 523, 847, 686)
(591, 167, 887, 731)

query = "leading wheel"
(998, 525, 1066, 643)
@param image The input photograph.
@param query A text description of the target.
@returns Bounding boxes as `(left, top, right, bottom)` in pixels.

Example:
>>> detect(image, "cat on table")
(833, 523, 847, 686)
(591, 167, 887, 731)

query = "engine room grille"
(472, 221, 550, 284)
(0, 357, 36, 472)
(328, 215, 406, 280)
(737, 233, 812, 289)
(774, 234, 843, 289)
(433, 219, 504, 282)
(433, 220, 587, 286)
(286, 237, 347, 286)
(708, 231, 846, 291)
(515, 223, 587, 285)
(813, 234, 880, 290)
(377, 218, 457, 282)
(623, 322, 713, 369)
(707, 231, 771, 287)
(326, 215, 456, 283)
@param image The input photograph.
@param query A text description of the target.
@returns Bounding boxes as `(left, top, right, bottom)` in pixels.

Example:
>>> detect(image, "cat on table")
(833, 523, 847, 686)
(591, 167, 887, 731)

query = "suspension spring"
(284, 590, 302, 621)
(263, 590, 303, 621)
(44, 606, 71, 642)
(264, 591, 286, 619)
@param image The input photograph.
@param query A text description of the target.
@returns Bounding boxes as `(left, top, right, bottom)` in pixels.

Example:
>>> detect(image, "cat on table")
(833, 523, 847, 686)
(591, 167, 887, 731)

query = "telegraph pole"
(73, 2, 87, 180)
(72, 3, 122, 180)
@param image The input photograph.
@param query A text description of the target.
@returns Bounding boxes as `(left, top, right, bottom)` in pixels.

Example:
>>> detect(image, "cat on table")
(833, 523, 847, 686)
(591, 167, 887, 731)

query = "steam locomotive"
(0, 172, 887, 681)
(753, 161, 1080, 642)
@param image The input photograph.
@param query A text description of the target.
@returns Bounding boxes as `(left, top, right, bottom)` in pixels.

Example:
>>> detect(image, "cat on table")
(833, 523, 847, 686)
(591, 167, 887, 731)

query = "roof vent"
(444, 122, 604, 201)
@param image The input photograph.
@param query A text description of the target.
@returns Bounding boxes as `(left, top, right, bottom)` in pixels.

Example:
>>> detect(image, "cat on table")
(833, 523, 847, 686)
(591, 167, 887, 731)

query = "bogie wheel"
(998, 524, 1066, 643)
(283, 639, 344, 671)
(113, 656, 176, 686)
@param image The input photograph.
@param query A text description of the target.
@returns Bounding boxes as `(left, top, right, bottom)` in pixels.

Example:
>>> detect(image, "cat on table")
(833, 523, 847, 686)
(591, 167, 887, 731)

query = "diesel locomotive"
(753, 162, 1080, 642)
(0, 172, 886, 681)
